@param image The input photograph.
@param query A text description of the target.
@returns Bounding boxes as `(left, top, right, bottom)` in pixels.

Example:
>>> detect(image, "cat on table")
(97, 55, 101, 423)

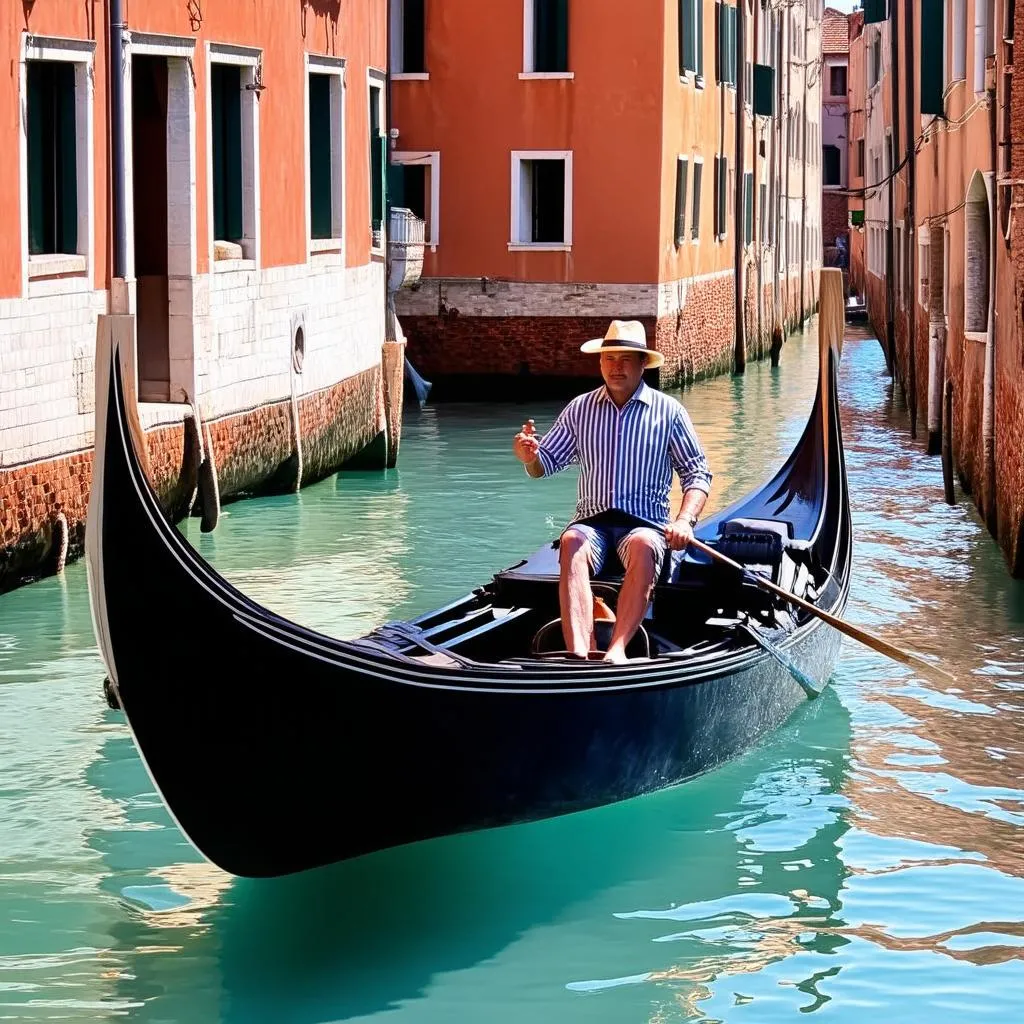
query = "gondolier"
(513, 320, 713, 663)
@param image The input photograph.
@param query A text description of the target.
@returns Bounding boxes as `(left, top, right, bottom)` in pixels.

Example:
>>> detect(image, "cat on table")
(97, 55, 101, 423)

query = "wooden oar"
(688, 536, 957, 685)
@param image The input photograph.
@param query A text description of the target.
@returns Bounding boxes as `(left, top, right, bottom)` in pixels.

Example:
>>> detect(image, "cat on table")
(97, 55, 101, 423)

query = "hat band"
(600, 337, 648, 352)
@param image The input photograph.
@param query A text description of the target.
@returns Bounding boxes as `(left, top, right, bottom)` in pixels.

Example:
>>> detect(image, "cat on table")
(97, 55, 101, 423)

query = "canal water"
(1, 328, 1022, 1022)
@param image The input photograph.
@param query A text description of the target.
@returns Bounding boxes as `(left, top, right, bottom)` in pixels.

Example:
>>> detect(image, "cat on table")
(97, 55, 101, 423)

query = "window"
(306, 57, 346, 249)
(964, 172, 991, 334)
(211, 65, 242, 245)
(524, 0, 569, 75)
(674, 157, 689, 246)
(391, 0, 427, 75)
(869, 34, 882, 88)
(369, 80, 386, 248)
(856, 137, 865, 177)
(830, 64, 847, 96)
(760, 181, 768, 244)
(27, 61, 78, 256)
(389, 150, 440, 249)
(714, 154, 728, 239)
(678, 0, 704, 78)
(823, 144, 841, 186)
(715, 3, 737, 87)
(918, 232, 930, 308)
(743, 171, 753, 245)
(921, 0, 946, 114)
(511, 151, 572, 247)
(23, 38, 94, 281)
(209, 46, 261, 262)
(691, 159, 703, 239)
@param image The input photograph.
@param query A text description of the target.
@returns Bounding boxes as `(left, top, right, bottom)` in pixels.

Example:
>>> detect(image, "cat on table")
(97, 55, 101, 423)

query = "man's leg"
(603, 530, 664, 664)
(558, 526, 605, 657)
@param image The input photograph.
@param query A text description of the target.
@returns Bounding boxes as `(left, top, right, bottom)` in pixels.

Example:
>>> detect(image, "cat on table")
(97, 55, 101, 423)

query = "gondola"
(85, 285, 851, 880)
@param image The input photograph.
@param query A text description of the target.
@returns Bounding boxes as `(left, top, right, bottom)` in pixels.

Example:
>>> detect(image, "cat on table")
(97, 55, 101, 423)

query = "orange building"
(851, 0, 1024, 576)
(0, 0, 402, 591)
(390, 0, 824, 397)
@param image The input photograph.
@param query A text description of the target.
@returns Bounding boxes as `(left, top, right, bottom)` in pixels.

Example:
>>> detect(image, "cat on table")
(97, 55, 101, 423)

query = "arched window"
(963, 172, 990, 335)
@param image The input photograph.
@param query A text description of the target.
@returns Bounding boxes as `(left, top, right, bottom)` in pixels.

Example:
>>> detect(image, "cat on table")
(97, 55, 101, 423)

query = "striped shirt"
(535, 383, 712, 528)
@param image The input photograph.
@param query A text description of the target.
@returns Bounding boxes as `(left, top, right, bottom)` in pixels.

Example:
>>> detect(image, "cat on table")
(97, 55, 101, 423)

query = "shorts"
(562, 510, 668, 579)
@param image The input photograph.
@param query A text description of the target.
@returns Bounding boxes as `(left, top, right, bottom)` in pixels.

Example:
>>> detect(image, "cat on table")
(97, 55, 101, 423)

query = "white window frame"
(521, 0, 574, 79)
(207, 43, 262, 270)
(391, 0, 430, 80)
(509, 150, 573, 250)
(390, 150, 441, 251)
(918, 225, 930, 309)
(304, 55, 347, 261)
(368, 68, 387, 255)
(20, 34, 96, 294)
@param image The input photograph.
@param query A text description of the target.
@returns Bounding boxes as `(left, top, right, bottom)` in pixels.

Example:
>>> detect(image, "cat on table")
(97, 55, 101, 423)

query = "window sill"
(518, 72, 574, 80)
(508, 243, 572, 252)
(964, 330, 988, 344)
(213, 257, 256, 273)
(392, 72, 430, 81)
(27, 253, 87, 279)
(310, 237, 342, 255)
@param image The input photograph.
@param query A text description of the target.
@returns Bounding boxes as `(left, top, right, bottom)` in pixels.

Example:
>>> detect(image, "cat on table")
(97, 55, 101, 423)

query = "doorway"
(132, 55, 170, 402)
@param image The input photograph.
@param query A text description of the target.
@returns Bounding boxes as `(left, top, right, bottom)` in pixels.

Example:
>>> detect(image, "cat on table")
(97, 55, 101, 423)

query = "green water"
(1, 329, 1022, 1022)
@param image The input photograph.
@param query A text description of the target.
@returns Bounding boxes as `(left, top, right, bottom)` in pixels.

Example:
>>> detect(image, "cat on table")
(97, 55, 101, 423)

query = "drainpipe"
(734, 0, 746, 373)
(109, 0, 127, 296)
(770, 9, 782, 362)
(784, 12, 792, 331)
(904, 0, 917, 438)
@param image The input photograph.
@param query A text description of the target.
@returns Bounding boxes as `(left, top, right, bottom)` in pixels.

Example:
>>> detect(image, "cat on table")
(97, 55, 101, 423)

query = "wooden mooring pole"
(942, 379, 955, 505)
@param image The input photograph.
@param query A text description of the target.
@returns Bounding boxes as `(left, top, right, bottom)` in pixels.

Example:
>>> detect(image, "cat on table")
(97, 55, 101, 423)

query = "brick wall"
(822, 192, 849, 248)
(0, 365, 384, 593)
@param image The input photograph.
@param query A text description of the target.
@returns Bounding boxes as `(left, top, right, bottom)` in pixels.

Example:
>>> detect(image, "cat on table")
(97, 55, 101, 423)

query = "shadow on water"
(91, 692, 853, 1023)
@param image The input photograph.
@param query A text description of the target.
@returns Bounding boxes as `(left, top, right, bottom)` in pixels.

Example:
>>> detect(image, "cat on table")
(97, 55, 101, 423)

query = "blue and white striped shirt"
(535, 383, 712, 528)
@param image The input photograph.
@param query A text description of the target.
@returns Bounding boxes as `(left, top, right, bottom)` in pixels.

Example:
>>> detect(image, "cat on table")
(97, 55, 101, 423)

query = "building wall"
(847, 10, 866, 296)
(0, 0, 393, 591)
(393, 0, 822, 388)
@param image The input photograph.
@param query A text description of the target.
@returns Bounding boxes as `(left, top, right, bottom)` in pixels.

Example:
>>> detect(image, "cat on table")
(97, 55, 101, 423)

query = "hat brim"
(580, 339, 664, 369)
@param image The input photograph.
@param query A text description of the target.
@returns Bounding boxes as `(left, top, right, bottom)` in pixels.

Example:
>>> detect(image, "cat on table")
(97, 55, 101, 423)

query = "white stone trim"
(519, 72, 574, 80)
(206, 44, 262, 268)
(304, 55, 348, 265)
(27, 254, 88, 279)
(392, 72, 431, 81)
(510, 150, 573, 247)
(368, 69, 387, 255)
(19, 34, 96, 300)
(391, 150, 441, 250)
(126, 32, 196, 58)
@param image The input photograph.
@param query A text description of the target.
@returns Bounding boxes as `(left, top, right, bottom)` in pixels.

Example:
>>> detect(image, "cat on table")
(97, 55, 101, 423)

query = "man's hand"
(513, 419, 540, 465)
(664, 518, 695, 551)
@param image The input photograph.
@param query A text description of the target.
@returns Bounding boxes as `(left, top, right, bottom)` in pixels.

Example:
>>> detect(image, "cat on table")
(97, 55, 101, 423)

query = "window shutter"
(744, 172, 753, 245)
(691, 160, 702, 238)
(27, 64, 47, 255)
(714, 155, 728, 238)
(727, 4, 737, 86)
(309, 74, 334, 239)
(696, 0, 704, 77)
(387, 162, 406, 209)
(57, 63, 78, 253)
(715, 3, 723, 82)
(674, 158, 688, 246)
(680, 0, 695, 74)
(753, 63, 775, 115)
(920, 0, 945, 115)
(372, 134, 387, 231)
(212, 64, 243, 243)
(863, 0, 887, 23)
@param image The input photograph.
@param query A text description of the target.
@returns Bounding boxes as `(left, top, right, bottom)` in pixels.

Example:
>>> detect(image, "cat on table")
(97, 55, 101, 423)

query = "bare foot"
(602, 646, 629, 664)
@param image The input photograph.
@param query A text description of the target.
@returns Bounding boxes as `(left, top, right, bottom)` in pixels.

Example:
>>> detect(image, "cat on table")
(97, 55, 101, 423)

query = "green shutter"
(744, 172, 753, 245)
(715, 155, 728, 237)
(920, 0, 945, 116)
(753, 63, 775, 115)
(691, 160, 702, 238)
(863, 0, 887, 24)
(309, 74, 333, 239)
(535, 0, 569, 73)
(372, 134, 386, 231)
(674, 159, 688, 246)
(728, 4, 737, 86)
(27, 62, 77, 256)
(211, 64, 243, 243)
(696, 0, 703, 77)
(680, 0, 695, 74)
(387, 162, 406, 210)
(715, 3, 723, 83)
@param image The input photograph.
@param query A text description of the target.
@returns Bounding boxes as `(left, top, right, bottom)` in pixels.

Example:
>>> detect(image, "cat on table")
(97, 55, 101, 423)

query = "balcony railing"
(387, 207, 426, 292)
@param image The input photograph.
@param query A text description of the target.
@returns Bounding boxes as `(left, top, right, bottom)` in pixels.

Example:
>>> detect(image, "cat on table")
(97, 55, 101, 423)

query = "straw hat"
(580, 320, 664, 369)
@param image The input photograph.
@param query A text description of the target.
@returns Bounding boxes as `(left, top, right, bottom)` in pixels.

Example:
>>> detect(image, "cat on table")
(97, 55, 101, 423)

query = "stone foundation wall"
(0, 365, 384, 593)
(822, 192, 849, 248)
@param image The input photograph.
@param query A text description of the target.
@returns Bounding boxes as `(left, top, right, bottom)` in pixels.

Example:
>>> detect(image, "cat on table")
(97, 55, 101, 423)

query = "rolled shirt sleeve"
(669, 405, 713, 495)
(534, 403, 578, 476)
